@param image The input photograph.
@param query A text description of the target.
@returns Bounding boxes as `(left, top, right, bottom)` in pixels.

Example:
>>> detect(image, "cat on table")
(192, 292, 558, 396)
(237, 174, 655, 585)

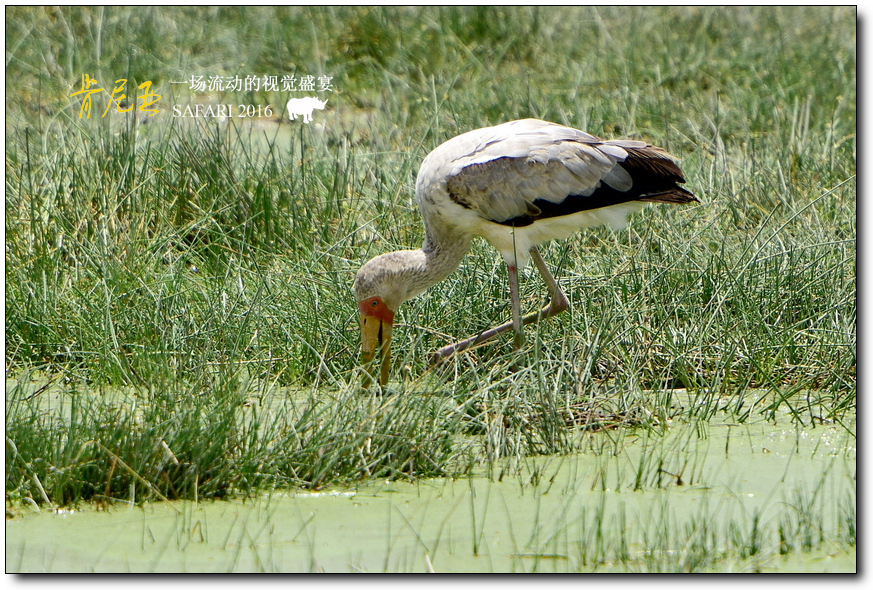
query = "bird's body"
(355, 118, 698, 385)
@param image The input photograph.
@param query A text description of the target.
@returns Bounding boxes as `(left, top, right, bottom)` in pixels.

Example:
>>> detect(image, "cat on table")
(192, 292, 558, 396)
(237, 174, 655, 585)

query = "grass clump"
(5, 374, 470, 505)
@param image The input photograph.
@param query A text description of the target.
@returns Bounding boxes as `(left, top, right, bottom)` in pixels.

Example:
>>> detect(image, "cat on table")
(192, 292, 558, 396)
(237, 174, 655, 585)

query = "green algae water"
(6, 417, 855, 573)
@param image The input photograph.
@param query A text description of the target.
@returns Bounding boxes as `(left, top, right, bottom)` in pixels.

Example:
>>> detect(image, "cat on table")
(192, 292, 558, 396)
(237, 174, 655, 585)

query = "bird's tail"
(638, 186, 699, 204)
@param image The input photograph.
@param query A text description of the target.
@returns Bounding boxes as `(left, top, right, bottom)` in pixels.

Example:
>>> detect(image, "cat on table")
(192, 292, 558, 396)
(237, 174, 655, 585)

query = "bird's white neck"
(354, 224, 472, 312)
(392, 224, 473, 306)
(420, 223, 472, 283)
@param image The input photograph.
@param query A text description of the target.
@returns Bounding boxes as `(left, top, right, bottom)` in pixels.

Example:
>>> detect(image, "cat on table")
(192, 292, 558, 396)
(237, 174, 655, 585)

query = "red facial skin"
(358, 297, 395, 324)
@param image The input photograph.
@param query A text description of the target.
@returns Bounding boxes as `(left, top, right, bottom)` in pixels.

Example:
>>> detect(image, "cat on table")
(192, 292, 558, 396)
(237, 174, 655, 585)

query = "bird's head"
(354, 249, 433, 387)
(353, 254, 408, 387)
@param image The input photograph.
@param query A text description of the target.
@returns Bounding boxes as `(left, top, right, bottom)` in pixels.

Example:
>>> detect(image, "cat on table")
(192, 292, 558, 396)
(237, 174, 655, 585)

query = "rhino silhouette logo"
(286, 96, 328, 124)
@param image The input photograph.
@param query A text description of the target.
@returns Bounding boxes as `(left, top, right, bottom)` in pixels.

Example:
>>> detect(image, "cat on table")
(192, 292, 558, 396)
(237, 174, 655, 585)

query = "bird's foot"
(429, 289, 567, 365)
(430, 338, 476, 365)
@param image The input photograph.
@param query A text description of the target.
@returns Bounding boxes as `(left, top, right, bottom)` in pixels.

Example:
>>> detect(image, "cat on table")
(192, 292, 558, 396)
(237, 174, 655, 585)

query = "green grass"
(4, 6, 855, 568)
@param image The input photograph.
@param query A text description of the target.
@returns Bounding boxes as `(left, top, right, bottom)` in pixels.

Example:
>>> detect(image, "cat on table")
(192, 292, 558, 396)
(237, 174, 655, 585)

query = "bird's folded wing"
(445, 139, 637, 224)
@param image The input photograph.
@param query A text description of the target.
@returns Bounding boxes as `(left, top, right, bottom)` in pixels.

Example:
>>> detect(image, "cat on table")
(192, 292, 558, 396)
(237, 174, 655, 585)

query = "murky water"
(6, 416, 855, 573)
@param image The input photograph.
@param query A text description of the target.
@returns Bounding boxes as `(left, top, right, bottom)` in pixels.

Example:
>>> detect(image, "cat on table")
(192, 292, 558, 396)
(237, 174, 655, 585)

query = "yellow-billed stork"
(354, 118, 698, 386)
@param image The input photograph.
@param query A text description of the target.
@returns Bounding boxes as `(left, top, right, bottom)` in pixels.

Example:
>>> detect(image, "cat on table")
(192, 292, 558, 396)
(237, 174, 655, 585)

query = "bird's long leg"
(430, 247, 569, 363)
(508, 263, 524, 349)
(529, 247, 570, 318)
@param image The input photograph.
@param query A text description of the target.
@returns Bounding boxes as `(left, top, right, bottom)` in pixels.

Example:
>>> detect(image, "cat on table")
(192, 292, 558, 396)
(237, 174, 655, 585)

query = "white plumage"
(355, 118, 697, 386)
